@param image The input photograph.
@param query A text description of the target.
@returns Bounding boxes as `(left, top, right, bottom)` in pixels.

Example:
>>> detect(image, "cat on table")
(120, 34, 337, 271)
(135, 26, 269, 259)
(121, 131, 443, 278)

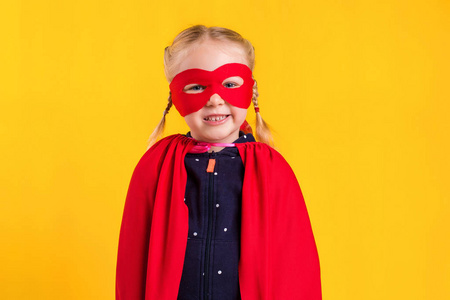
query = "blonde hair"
(147, 25, 273, 148)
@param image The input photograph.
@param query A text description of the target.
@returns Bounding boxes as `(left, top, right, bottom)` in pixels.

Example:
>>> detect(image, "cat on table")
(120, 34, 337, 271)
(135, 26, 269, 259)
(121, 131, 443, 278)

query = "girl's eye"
(183, 84, 206, 94)
(190, 85, 204, 91)
(224, 82, 238, 88)
(222, 76, 244, 89)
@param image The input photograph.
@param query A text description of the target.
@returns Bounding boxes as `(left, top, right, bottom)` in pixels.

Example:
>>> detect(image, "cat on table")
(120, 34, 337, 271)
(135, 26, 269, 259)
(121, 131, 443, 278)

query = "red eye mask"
(169, 63, 254, 117)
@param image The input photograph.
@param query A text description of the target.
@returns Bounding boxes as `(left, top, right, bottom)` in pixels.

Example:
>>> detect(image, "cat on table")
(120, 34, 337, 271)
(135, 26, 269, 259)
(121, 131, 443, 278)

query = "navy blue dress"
(177, 133, 255, 300)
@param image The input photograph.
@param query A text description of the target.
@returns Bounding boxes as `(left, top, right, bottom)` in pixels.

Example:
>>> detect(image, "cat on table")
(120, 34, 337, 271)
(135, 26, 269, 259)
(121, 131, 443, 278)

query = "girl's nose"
(207, 93, 225, 106)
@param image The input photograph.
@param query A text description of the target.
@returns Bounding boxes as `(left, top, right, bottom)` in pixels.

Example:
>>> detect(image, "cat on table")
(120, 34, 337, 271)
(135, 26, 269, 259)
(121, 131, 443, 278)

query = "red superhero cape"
(116, 134, 321, 299)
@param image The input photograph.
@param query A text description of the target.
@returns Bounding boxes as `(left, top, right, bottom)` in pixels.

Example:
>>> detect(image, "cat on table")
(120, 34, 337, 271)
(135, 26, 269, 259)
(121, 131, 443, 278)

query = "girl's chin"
(192, 131, 240, 144)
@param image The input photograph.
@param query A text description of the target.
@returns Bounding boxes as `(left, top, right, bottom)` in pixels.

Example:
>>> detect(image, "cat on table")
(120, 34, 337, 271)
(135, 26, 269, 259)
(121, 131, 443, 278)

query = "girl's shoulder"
(237, 142, 303, 196)
(143, 134, 193, 156)
(134, 134, 193, 173)
(148, 134, 191, 151)
(237, 140, 286, 159)
(236, 141, 293, 173)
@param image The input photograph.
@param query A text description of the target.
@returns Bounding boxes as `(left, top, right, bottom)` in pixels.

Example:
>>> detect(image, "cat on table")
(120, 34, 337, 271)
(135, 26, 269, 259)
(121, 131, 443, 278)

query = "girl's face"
(172, 39, 250, 144)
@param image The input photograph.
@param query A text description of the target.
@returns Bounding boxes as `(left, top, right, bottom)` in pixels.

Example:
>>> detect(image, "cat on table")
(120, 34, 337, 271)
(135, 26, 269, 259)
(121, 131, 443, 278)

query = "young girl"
(116, 25, 321, 300)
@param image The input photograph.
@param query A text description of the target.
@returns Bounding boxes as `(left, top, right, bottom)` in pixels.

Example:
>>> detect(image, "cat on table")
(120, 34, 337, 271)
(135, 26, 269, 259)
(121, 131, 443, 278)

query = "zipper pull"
(206, 159, 216, 173)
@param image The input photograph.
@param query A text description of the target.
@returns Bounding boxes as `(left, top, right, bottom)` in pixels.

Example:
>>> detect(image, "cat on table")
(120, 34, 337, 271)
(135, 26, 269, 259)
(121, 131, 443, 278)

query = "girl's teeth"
(206, 115, 226, 121)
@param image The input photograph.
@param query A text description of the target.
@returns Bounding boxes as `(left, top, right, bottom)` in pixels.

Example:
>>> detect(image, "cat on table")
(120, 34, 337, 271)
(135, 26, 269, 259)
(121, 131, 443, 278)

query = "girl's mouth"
(203, 114, 230, 123)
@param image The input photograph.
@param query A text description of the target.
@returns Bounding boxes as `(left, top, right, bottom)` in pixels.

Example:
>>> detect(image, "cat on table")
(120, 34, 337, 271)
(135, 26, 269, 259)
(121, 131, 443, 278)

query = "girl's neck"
(208, 146, 225, 153)
(188, 139, 238, 154)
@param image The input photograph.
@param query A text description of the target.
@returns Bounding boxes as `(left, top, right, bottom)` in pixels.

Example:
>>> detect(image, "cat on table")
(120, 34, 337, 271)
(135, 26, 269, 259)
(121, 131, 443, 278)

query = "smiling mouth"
(203, 115, 230, 122)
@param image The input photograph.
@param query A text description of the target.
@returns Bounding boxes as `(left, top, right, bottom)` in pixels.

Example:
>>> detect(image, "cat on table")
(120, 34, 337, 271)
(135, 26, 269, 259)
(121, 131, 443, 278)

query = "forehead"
(174, 40, 249, 76)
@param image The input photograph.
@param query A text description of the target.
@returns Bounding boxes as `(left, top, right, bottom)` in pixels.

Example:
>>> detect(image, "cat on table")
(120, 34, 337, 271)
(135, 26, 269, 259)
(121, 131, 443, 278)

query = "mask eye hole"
(183, 84, 206, 94)
(222, 76, 244, 89)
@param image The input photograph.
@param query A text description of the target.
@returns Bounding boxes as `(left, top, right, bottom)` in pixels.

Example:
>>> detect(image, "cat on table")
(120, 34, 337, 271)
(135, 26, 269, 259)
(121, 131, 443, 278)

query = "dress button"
(224, 228, 228, 232)
(216, 204, 220, 208)
(214, 172, 218, 175)
(218, 270, 222, 275)
(193, 232, 198, 236)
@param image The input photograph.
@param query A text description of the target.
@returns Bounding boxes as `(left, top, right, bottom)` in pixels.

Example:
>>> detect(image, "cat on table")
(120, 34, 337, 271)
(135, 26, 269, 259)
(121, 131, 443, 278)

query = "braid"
(146, 93, 173, 149)
(252, 80, 274, 147)
(163, 93, 173, 117)
(252, 80, 260, 111)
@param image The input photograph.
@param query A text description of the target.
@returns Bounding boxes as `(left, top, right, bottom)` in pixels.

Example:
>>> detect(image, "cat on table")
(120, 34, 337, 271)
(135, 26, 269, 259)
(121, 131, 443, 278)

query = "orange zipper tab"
(206, 159, 216, 173)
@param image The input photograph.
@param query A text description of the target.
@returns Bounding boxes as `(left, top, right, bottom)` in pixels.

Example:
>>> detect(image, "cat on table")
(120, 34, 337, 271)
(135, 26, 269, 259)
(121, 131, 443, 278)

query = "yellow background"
(1, 0, 449, 299)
